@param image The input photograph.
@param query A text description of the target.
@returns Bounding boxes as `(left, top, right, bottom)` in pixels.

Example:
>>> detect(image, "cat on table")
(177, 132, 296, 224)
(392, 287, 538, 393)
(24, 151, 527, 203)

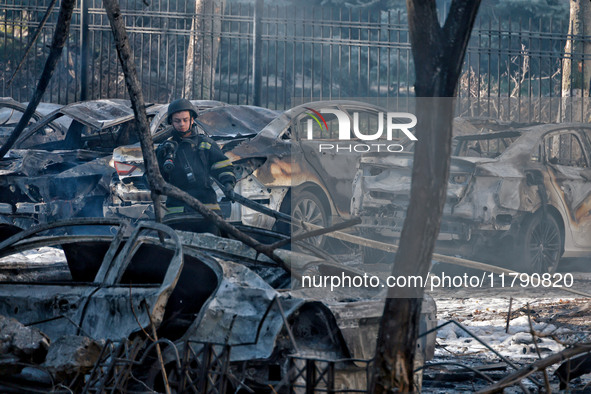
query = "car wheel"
(291, 190, 329, 248)
(516, 212, 562, 274)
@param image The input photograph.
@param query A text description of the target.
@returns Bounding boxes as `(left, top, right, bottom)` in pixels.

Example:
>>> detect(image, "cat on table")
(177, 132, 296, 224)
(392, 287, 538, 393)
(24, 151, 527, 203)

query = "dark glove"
(222, 180, 235, 194)
(156, 141, 178, 173)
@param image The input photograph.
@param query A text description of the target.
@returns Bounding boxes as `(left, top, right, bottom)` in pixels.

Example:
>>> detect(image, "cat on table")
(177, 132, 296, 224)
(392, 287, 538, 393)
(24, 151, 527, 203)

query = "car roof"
(55, 99, 162, 129)
(196, 105, 281, 138)
(458, 122, 591, 161)
(0, 97, 46, 123)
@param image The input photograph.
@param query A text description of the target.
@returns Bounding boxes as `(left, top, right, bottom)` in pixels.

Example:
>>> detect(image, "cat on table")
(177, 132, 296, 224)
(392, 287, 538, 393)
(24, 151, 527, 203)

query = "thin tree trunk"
(184, 0, 224, 99)
(372, 1, 480, 391)
(0, 0, 76, 159)
(560, 0, 591, 122)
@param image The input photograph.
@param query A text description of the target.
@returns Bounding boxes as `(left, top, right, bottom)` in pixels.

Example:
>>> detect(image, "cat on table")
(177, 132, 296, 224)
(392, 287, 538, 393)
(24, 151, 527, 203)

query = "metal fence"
(0, 0, 589, 120)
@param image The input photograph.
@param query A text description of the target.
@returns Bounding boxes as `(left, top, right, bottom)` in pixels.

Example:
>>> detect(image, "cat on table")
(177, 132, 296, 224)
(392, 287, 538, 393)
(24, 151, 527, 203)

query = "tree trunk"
(184, 0, 224, 99)
(560, 0, 591, 122)
(372, 1, 481, 392)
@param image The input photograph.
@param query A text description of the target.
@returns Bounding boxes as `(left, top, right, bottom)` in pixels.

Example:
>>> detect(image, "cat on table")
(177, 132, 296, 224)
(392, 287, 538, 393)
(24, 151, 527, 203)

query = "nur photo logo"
(304, 107, 418, 152)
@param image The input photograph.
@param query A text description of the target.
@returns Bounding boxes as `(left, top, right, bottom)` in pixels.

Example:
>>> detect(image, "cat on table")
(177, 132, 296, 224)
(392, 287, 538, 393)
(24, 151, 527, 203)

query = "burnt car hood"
(0, 149, 106, 177)
(55, 99, 137, 130)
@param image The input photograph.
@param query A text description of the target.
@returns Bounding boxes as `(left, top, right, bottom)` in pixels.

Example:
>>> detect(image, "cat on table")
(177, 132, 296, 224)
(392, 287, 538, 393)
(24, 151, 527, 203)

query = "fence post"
(80, 0, 90, 100)
(252, 0, 263, 106)
(305, 359, 315, 394)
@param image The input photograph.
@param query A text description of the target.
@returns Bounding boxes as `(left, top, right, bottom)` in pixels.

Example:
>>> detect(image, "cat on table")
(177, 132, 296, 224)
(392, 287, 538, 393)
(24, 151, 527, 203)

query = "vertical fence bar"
(477, 17, 482, 116)
(337, 9, 342, 100)
(517, 17, 526, 122)
(580, 12, 585, 122)
(386, 10, 391, 100)
(237, 3, 243, 104)
(366, 10, 370, 97)
(273, 5, 278, 108)
(265, 6, 269, 107)
(252, 0, 263, 106)
(559, 18, 564, 121)
(78, 0, 88, 101)
(357, 9, 361, 97)
(487, 18, 491, 116)
(226, 2, 232, 103)
(528, 18, 532, 122)
(347, 8, 352, 98)
(396, 10, 401, 103)
(329, 8, 333, 101)
(292, 5, 296, 105)
(507, 16, 512, 121)
(538, 18, 542, 121)
(301, 8, 305, 101)
(319, 7, 323, 101)
(283, 6, 288, 108)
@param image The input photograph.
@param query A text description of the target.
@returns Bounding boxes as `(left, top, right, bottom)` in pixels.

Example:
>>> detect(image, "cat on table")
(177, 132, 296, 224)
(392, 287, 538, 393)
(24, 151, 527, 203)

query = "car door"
(79, 222, 184, 340)
(295, 105, 379, 217)
(543, 129, 591, 248)
(0, 241, 100, 340)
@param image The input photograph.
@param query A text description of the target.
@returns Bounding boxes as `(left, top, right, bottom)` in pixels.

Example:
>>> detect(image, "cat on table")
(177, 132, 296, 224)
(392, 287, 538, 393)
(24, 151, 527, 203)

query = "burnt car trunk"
(0, 150, 113, 227)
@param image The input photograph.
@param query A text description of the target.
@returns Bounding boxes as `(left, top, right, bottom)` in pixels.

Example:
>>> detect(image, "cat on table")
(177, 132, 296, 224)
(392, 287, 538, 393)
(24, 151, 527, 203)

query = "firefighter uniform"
(158, 128, 235, 212)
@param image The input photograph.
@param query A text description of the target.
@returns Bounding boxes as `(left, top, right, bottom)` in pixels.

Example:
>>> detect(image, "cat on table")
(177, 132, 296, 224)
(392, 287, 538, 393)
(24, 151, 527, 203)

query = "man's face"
(171, 110, 193, 135)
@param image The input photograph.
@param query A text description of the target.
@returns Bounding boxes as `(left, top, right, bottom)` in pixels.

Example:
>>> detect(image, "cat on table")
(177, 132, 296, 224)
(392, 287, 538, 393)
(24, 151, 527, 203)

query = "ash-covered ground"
(424, 259, 591, 392)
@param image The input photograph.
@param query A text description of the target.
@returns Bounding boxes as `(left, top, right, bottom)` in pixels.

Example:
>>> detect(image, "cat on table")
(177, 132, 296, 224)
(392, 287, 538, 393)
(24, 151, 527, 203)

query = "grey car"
(352, 123, 591, 273)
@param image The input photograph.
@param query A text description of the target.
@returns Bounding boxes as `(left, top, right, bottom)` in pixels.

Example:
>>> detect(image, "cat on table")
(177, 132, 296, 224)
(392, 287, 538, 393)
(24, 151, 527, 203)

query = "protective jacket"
(159, 128, 235, 210)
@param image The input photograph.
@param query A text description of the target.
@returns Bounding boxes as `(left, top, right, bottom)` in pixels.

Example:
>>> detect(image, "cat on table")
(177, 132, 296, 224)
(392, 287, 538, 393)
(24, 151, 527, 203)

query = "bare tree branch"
(0, 0, 76, 159)
(7, 0, 59, 87)
(477, 345, 591, 394)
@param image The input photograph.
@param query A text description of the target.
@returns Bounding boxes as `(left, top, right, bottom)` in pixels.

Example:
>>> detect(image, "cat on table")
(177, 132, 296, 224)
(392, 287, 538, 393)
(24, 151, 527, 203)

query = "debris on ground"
(42, 335, 103, 381)
(0, 314, 49, 375)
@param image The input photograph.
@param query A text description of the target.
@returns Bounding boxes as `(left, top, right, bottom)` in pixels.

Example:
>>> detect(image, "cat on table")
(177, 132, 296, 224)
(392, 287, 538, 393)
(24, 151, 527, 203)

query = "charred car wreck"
(0, 99, 162, 239)
(0, 219, 436, 392)
(352, 123, 591, 273)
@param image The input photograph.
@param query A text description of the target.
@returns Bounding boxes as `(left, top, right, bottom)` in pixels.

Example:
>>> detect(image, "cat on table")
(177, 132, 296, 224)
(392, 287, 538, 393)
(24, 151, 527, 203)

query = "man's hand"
(222, 180, 235, 195)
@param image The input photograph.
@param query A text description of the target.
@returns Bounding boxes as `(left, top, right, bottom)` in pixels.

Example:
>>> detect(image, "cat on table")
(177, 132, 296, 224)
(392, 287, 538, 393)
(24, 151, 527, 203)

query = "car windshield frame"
(453, 130, 522, 159)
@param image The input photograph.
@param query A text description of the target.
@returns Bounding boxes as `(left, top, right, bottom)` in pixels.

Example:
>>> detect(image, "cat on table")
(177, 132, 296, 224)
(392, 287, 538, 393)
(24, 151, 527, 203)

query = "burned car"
(351, 123, 591, 273)
(0, 97, 64, 145)
(107, 100, 394, 246)
(0, 219, 436, 392)
(0, 99, 163, 239)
